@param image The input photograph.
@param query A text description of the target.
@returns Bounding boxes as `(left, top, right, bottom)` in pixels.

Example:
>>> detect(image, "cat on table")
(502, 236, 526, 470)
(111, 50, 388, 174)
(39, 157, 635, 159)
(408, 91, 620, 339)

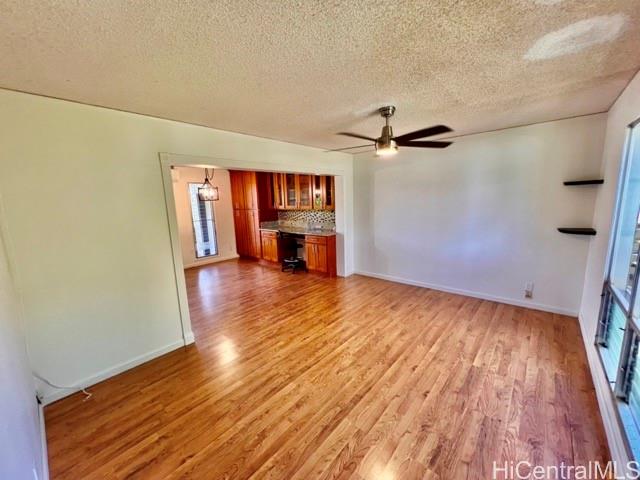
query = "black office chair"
(281, 236, 307, 273)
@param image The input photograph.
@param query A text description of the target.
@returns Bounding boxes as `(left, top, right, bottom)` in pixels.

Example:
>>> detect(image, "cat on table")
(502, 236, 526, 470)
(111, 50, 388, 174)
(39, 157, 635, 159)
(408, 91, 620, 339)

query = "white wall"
(579, 71, 640, 469)
(0, 89, 353, 402)
(0, 207, 45, 479)
(172, 167, 237, 268)
(354, 114, 606, 315)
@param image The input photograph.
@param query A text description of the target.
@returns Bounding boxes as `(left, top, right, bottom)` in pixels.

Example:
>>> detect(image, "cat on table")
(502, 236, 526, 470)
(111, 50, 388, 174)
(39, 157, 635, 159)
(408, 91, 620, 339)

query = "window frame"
(188, 182, 219, 259)
(596, 116, 640, 460)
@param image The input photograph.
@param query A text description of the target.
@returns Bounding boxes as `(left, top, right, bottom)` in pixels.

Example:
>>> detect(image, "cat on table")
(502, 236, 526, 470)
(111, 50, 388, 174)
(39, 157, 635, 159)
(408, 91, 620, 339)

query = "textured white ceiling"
(1, 0, 639, 150)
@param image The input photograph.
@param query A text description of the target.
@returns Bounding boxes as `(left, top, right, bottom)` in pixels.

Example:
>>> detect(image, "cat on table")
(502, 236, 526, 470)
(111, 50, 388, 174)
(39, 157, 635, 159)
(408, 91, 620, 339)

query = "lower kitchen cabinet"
(260, 230, 281, 263)
(304, 235, 336, 277)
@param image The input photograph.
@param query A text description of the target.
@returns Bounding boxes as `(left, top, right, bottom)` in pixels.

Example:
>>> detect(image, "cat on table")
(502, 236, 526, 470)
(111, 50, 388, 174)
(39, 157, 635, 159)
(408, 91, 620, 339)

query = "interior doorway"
(159, 153, 351, 346)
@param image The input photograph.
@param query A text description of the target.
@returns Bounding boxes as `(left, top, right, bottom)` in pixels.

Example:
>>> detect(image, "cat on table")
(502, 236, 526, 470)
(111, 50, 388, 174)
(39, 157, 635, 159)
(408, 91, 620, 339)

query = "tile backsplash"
(277, 210, 335, 229)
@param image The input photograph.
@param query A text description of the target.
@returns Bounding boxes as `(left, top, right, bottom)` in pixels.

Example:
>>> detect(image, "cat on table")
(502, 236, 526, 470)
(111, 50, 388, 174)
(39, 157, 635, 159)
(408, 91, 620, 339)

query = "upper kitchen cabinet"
(323, 176, 335, 211)
(242, 171, 258, 210)
(271, 172, 335, 211)
(297, 174, 313, 210)
(272, 173, 285, 209)
(313, 175, 323, 209)
(230, 170, 246, 210)
(284, 173, 297, 209)
(312, 175, 334, 210)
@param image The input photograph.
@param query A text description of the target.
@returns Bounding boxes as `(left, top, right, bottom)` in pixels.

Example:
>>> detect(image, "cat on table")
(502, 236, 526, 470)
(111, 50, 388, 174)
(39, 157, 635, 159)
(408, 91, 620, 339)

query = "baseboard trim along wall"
(183, 253, 239, 269)
(354, 270, 578, 316)
(578, 314, 631, 473)
(39, 339, 187, 405)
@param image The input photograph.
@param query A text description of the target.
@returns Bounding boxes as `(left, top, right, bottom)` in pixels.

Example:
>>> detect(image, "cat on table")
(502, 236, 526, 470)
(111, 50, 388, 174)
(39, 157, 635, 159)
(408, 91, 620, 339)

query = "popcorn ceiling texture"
(0, 1, 638, 149)
(525, 14, 628, 60)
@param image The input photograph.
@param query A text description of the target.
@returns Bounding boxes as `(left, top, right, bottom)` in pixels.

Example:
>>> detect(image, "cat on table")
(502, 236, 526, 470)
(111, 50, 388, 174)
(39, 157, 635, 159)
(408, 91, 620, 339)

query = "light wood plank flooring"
(45, 259, 609, 479)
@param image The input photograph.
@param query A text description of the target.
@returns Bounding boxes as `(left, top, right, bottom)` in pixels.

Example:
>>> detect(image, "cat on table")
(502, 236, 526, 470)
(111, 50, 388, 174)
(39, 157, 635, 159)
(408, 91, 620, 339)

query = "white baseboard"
(183, 253, 239, 269)
(354, 270, 578, 316)
(38, 402, 49, 480)
(39, 339, 186, 405)
(578, 314, 630, 469)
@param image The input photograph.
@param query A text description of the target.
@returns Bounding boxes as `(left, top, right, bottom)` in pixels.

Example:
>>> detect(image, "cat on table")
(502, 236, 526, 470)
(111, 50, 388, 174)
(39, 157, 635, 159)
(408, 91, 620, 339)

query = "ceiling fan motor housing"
(377, 125, 395, 149)
(377, 106, 396, 150)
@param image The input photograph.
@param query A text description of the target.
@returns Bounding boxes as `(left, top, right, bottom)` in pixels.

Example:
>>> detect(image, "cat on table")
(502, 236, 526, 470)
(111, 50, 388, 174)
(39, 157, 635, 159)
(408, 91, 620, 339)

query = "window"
(597, 120, 640, 459)
(188, 183, 218, 258)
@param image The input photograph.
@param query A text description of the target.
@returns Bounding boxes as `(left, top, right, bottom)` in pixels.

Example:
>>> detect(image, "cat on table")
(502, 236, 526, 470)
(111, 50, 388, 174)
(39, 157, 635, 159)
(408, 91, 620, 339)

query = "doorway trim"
(159, 152, 353, 345)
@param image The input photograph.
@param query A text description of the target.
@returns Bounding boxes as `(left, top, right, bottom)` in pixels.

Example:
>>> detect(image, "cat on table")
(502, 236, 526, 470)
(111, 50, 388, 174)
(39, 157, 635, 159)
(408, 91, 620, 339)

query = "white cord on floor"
(33, 372, 92, 402)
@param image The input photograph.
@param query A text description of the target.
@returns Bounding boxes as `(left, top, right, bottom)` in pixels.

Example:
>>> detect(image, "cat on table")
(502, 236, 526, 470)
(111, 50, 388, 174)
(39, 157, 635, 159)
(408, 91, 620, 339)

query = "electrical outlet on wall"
(524, 282, 534, 299)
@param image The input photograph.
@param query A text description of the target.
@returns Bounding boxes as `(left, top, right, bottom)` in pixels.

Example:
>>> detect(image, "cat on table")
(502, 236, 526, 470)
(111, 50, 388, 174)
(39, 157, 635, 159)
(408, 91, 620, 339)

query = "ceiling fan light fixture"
(375, 139, 398, 157)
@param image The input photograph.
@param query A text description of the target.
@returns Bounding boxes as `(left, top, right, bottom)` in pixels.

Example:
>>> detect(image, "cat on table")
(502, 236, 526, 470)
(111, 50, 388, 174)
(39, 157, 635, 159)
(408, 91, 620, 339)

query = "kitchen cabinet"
(243, 171, 257, 210)
(323, 176, 335, 211)
(312, 175, 335, 211)
(297, 174, 313, 209)
(275, 173, 335, 211)
(260, 230, 281, 263)
(304, 235, 336, 277)
(272, 173, 285, 209)
(230, 170, 278, 259)
(313, 175, 323, 209)
(233, 209, 261, 258)
(284, 173, 297, 209)
(230, 170, 245, 210)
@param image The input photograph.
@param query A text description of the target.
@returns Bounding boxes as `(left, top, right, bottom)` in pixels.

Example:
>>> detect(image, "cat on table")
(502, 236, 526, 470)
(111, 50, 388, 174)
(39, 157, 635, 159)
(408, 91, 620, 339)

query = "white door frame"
(159, 152, 352, 345)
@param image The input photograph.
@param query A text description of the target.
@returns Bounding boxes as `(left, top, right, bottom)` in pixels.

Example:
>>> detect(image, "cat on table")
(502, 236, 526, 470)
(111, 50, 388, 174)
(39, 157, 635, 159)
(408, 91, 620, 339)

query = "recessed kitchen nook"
(229, 170, 337, 276)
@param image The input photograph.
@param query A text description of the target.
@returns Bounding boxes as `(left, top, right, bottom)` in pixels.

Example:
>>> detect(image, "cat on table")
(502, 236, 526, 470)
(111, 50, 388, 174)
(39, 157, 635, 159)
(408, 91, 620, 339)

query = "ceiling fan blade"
(325, 144, 375, 152)
(394, 125, 452, 142)
(337, 132, 377, 142)
(396, 140, 452, 149)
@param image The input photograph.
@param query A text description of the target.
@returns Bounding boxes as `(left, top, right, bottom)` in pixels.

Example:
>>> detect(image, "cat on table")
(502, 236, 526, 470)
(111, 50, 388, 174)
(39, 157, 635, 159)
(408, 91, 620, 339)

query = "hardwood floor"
(45, 259, 609, 479)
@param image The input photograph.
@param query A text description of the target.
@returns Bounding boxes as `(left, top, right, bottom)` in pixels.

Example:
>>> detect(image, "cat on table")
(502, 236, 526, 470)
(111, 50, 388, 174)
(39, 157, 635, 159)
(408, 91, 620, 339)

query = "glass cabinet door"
(313, 175, 323, 209)
(298, 175, 313, 209)
(323, 176, 335, 210)
(284, 173, 297, 209)
(272, 173, 285, 209)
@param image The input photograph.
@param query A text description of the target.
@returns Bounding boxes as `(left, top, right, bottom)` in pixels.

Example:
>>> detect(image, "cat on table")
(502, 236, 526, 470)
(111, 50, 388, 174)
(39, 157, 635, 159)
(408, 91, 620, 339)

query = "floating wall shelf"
(558, 228, 597, 236)
(563, 179, 604, 186)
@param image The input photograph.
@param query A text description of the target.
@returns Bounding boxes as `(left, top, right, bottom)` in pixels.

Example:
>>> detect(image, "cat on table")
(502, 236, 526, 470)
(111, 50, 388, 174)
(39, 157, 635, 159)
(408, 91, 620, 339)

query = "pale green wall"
(0, 89, 353, 400)
(0, 201, 44, 479)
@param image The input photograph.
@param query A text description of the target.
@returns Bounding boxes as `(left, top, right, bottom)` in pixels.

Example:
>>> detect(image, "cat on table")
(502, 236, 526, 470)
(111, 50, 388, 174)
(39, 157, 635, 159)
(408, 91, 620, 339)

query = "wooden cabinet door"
(306, 236, 331, 273)
(315, 243, 327, 273)
(284, 173, 297, 209)
(305, 242, 316, 270)
(272, 173, 285, 209)
(233, 209, 246, 255)
(230, 170, 245, 210)
(270, 237, 278, 262)
(261, 232, 276, 262)
(313, 175, 323, 209)
(323, 176, 335, 210)
(297, 174, 313, 210)
(243, 171, 257, 210)
(246, 210, 261, 258)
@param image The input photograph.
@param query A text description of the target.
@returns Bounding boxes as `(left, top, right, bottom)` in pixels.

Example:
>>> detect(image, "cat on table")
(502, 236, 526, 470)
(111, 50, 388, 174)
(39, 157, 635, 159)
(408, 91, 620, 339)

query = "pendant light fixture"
(198, 168, 219, 201)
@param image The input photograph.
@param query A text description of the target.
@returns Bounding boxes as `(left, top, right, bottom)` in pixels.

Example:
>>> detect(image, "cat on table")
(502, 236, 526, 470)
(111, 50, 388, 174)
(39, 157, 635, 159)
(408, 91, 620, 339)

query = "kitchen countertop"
(259, 225, 336, 237)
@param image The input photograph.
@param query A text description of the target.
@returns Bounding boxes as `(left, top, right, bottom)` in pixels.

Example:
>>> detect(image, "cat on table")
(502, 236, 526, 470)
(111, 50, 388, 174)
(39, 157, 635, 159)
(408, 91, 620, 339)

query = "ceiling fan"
(333, 106, 453, 156)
